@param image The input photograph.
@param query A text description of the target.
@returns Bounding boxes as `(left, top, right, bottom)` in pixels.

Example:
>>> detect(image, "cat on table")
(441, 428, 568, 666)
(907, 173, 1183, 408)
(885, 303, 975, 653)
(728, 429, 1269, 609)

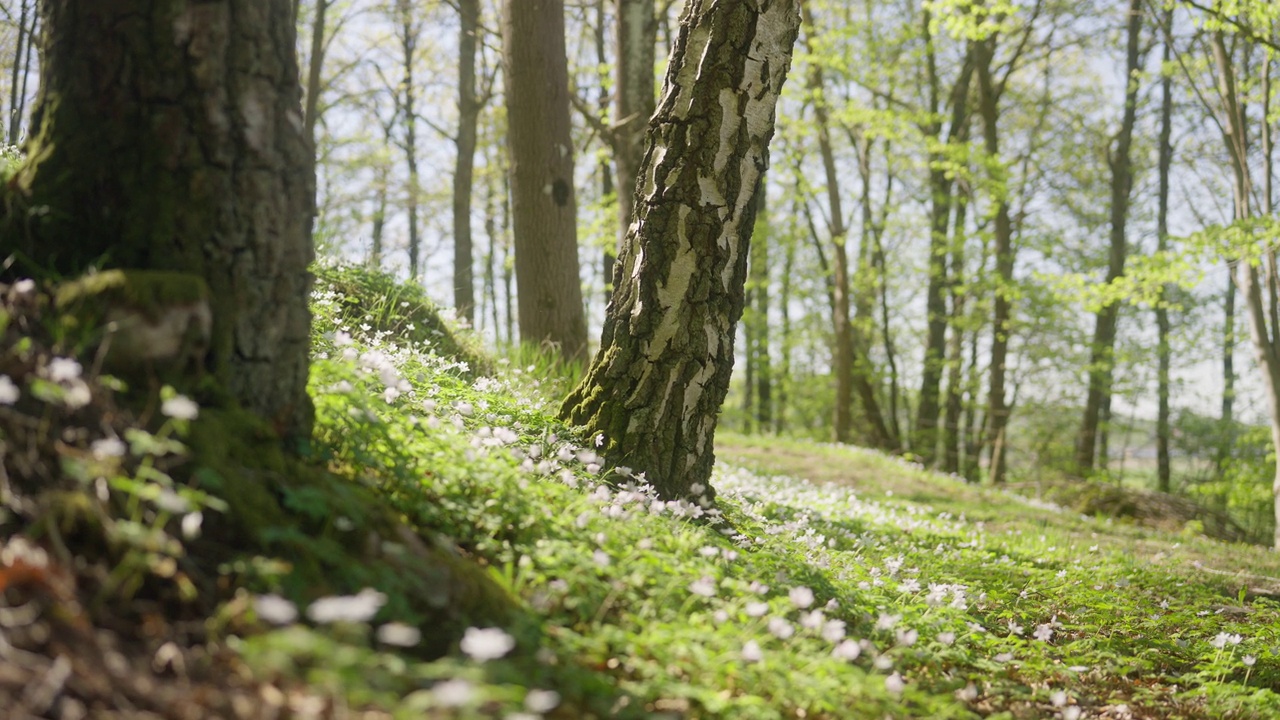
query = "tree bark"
(6, 0, 314, 439)
(615, 0, 658, 252)
(561, 0, 800, 500)
(1154, 5, 1174, 494)
(596, 0, 616, 305)
(453, 0, 480, 323)
(303, 0, 328, 145)
(804, 33, 892, 449)
(1075, 0, 1143, 475)
(397, 0, 422, 281)
(7, 0, 30, 144)
(914, 18, 974, 467)
(975, 35, 1014, 484)
(500, 0, 588, 362)
(750, 182, 772, 430)
(942, 182, 971, 475)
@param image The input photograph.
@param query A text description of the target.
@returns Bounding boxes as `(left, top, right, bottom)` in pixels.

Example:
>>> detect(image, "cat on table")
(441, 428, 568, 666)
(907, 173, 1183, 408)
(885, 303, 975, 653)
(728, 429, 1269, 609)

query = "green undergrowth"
(225, 266, 1280, 718)
(7, 263, 1280, 718)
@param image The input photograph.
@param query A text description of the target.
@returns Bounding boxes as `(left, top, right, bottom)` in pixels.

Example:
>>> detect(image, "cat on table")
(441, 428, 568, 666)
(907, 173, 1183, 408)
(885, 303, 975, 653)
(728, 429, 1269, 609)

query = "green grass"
(11, 263, 1276, 718)
(218, 266, 1280, 718)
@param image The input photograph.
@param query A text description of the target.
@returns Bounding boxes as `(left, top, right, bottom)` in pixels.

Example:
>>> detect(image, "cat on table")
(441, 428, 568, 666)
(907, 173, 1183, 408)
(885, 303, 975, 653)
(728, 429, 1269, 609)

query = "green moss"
(314, 263, 492, 377)
(55, 269, 210, 319)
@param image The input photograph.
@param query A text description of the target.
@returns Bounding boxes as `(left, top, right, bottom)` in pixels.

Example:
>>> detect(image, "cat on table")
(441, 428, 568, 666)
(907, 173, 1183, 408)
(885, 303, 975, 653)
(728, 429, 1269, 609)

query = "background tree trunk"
(1075, 0, 1143, 475)
(975, 35, 1014, 484)
(914, 24, 973, 467)
(303, 0, 328, 144)
(6, 0, 314, 439)
(500, 0, 588, 362)
(397, 0, 422, 281)
(453, 0, 480, 323)
(6, 0, 31, 144)
(1154, 4, 1175, 494)
(615, 0, 657, 251)
(562, 0, 801, 499)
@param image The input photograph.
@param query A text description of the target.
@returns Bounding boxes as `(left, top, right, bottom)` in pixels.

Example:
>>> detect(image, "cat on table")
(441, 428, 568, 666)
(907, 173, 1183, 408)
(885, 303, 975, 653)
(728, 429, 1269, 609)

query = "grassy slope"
(5, 267, 1280, 719)
(275, 271, 1280, 719)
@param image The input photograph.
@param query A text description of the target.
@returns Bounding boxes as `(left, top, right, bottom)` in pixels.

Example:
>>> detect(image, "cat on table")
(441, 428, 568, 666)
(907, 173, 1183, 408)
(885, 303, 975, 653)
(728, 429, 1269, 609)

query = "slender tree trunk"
(7, 0, 315, 439)
(453, 0, 481, 322)
(1155, 5, 1174, 493)
(371, 165, 388, 268)
(777, 212, 796, 435)
(1210, 29, 1280, 548)
(614, 0, 657, 252)
(804, 43, 891, 448)
(962, 318, 984, 483)
(915, 22, 974, 466)
(7, 0, 30, 144)
(975, 35, 1014, 484)
(397, 0, 422, 281)
(303, 0, 328, 145)
(561, 0, 801, 500)
(597, 0, 616, 305)
(1076, 0, 1143, 475)
(501, 170, 514, 346)
(500, 0, 588, 362)
(15, 7, 36, 141)
(751, 184, 772, 430)
(942, 184, 971, 475)
(484, 147, 500, 338)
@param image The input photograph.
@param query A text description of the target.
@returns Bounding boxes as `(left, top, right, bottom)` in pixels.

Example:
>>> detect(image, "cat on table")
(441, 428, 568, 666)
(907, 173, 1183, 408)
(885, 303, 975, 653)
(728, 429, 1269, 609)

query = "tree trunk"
(975, 35, 1014, 484)
(484, 166, 500, 339)
(614, 0, 657, 252)
(371, 165, 388, 268)
(500, 0, 588, 362)
(1075, 0, 1143, 475)
(1155, 4, 1174, 493)
(561, 0, 800, 500)
(804, 36, 892, 449)
(597, 0, 616, 305)
(751, 184, 772, 430)
(15, 6, 37, 142)
(962, 319, 984, 483)
(7, 0, 30, 144)
(915, 21, 973, 467)
(942, 183, 971, 475)
(777, 210, 795, 435)
(397, 0, 422, 281)
(7, 0, 314, 439)
(1209, 29, 1280, 548)
(860, 133, 902, 446)
(303, 0, 328, 145)
(453, 0, 481, 322)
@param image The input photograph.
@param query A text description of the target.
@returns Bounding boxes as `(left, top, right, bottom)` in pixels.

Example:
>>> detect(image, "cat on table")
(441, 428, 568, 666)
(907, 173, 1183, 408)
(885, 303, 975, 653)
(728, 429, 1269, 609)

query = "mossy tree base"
(2, 0, 314, 441)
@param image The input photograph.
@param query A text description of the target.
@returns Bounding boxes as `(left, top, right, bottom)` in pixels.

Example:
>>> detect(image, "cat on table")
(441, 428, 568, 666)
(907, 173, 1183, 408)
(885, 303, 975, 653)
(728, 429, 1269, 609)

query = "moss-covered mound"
(313, 262, 493, 377)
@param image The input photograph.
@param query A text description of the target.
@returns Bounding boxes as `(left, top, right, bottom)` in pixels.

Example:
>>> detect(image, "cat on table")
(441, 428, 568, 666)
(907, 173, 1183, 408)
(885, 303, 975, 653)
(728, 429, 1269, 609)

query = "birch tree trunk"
(561, 0, 801, 500)
(5, 0, 314, 439)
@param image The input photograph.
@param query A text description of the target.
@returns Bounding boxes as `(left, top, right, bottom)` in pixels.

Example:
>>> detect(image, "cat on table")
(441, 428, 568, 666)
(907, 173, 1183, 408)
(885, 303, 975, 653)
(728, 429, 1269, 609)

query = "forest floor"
(3, 266, 1280, 719)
